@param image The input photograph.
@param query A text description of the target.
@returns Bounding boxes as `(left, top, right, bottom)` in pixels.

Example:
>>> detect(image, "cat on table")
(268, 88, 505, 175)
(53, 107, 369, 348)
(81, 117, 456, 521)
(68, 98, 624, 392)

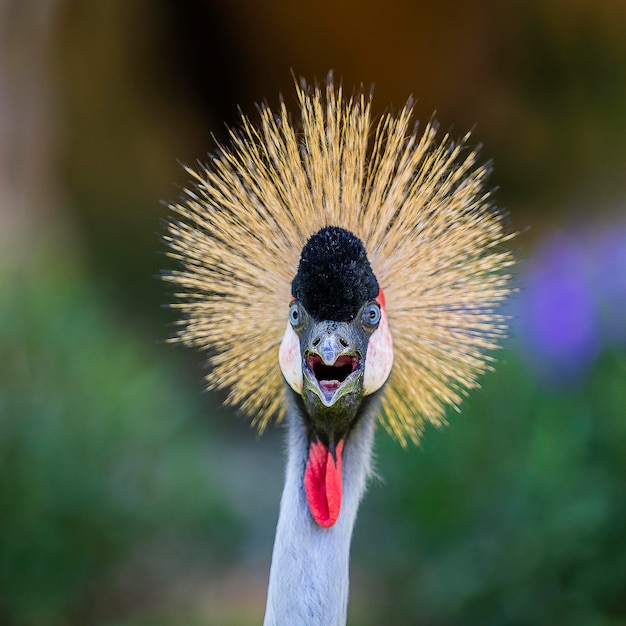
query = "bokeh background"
(2, 1, 626, 624)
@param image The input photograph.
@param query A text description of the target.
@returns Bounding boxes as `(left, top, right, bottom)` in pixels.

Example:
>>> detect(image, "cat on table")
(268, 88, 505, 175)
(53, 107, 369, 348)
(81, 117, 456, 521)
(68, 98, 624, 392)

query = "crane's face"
(279, 289, 393, 419)
(277, 226, 393, 528)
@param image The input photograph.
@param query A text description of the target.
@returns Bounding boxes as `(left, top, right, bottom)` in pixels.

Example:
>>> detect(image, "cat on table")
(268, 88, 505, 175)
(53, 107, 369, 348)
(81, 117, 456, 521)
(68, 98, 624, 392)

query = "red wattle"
(304, 439, 344, 528)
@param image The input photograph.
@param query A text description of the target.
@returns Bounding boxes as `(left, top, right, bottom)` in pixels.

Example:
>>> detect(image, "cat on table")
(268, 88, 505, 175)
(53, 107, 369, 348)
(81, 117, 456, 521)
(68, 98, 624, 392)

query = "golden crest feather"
(165, 76, 514, 445)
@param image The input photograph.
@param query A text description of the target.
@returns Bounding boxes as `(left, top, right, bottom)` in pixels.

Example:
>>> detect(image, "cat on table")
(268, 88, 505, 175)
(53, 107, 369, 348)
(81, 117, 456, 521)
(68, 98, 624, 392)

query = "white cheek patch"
(363, 303, 394, 395)
(278, 321, 303, 393)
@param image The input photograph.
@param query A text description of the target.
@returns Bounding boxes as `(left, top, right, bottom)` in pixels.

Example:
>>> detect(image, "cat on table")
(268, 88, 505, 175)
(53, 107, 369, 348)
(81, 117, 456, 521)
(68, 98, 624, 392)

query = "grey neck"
(263, 393, 379, 626)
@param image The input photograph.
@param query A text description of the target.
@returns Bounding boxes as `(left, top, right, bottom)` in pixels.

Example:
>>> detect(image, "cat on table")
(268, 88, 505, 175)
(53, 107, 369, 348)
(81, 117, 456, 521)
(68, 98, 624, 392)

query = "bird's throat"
(304, 439, 344, 527)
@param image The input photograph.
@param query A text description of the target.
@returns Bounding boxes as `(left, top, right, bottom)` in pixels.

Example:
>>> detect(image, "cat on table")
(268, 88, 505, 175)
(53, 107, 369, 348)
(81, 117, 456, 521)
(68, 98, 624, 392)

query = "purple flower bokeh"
(517, 222, 626, 385)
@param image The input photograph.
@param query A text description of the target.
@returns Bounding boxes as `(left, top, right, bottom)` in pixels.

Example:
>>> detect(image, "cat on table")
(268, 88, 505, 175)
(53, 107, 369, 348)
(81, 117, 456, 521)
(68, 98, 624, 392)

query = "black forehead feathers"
(291, 226, 379, 322)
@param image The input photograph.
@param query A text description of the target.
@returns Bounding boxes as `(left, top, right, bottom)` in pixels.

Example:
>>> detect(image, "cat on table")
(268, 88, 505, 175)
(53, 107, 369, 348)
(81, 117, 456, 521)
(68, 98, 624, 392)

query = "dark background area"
(1, 1, 625, 624)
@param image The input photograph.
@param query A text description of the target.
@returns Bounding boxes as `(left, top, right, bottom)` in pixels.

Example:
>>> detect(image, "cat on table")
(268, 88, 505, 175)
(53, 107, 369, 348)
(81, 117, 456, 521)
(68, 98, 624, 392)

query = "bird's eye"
(289, 302, 301, 327)
(362, 303, 381, 328)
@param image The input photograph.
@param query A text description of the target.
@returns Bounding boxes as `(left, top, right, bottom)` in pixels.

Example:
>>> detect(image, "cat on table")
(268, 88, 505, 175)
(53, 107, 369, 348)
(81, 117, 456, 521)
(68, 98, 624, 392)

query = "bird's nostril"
(339, 336, 349, 348)
(312, 336, 321, 347)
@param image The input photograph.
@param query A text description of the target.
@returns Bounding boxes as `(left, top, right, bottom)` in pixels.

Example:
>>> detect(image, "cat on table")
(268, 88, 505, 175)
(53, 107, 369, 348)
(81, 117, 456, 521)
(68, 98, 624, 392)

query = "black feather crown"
(292, 226, 379, 322)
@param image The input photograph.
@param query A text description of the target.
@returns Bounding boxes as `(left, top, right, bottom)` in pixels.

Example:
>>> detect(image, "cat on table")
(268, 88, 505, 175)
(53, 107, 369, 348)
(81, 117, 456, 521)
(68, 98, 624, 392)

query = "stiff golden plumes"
(165, 76, 514, 445)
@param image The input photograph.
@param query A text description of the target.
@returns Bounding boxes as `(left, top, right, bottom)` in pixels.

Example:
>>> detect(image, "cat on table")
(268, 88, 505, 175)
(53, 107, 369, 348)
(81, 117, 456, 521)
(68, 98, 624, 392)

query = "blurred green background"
(1, 1, 625, 624)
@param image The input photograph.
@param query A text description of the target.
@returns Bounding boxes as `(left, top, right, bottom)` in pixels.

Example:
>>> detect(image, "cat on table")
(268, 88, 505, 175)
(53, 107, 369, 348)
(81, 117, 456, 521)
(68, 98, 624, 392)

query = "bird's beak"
(302, 323, 363, 408)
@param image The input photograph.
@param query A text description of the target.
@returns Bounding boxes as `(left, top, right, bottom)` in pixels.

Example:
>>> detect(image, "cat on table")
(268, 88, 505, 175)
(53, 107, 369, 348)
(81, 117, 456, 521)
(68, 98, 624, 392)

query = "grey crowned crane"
(164, 75, 514, 625)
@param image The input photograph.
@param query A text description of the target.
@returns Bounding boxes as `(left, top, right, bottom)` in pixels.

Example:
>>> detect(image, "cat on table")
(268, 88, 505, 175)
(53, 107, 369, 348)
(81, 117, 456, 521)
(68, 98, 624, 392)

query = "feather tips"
(164, 77, 514, 443)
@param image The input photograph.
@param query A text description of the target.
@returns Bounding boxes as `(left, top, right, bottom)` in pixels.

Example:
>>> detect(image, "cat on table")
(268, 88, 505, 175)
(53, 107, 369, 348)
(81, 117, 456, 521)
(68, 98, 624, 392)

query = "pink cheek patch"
(363, 291, 394, 395)
(279, 322, 303, 392)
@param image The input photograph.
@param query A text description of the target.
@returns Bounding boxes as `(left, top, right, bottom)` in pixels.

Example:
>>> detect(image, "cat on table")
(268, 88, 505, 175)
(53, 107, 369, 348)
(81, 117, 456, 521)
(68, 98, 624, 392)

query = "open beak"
(304, 332, 362, 406)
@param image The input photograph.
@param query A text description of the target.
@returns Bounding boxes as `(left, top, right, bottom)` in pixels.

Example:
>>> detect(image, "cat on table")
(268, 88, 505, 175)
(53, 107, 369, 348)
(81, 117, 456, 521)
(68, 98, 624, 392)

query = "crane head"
(278, 226, 393, 527)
